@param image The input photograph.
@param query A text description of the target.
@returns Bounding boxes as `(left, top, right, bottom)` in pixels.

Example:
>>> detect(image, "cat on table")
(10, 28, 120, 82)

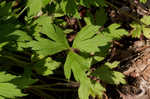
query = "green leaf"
(0, 72, 26, 98)
(105, 61, 120, 69)
(78, 79, 91, 99)
(140, 0, 147, 3)
(65, 24, 127, 81)
(64, 51, 105, 99)
(33, 57, 61, 76)
(27, 0, 42, 16)
(0, 1, 12, 17)
(141, 16, 150, 38)
(105, 23, 128, 39)
(0, 42, 8, 51)
(6, 30, 32, 51)
(0, 72, 17, 83)
(61, 0, 77, 16)
(95, 0, 107, 7)
(130, 23, 142, 38)
(73, 25, 101, 53)
(64, 29, 74, 34)
(0, 96, 4, 99)
(0, 23, 31, 51)
(8, 30, 32, 42)
(64, 24, 127, 99)
(34, 16, 67, 43)
(27, 38, 68, 56)
(131, 16, 150, 39)
(42, 0, 51, 6)
(141, 16, 150, 25)
(64, 51, 90, 80)
(11, 77, 37, 89)
(84, 12, 95, 25)
(27, 0, 50, 16)
(90, 82, 105, 98)
(78, 78, 105, 99)
(95, 8, 107, 26)
(143, 27, 150, 38)
(73, 24, 127, 53)
(0, 23, 18, 43)
(92, 62, 126, 85)
(93, 44, 110, 63)
(27, 16, 69, 56)
(0, 83, 26, 98)
(80, 0, 96, 7)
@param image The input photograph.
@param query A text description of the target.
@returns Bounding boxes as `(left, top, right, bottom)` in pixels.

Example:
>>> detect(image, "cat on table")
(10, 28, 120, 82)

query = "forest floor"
(100, 0, 150, 98)
(106, 37, 150, 99)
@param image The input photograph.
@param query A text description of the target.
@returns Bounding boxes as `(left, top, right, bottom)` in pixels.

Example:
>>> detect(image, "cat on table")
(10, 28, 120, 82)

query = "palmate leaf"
(92, 62, 126, 85)
(80, 0, 96, 7)
(0, 83, 26, 98)
(103, 23, 128, 39)
(27, 16, 69, 56)
(33, 57, 61, 76)
(0, 1, 12, 18)
(73, 25, 101, 53)
(0, 72, 26, 98)
(79, 79, 105, 99)
(27, 37, 68, 56)
(0, 21, 32, 51)
(64, 51, 90, 80)
(64, 52, 105, 99)
(27, 0, 42, 16)
(84, 8, 107, 26)
(95, 8, 107, 26)
(27, 0, 51, 16)
(8, 30, 32, 50)
(42, 0, 51, 6)
(73, 24, 127, 53)
(0, 23, 18, 43)
(91, 82, 105, 97)
(7, 30, 32, 42)
(84, 12, 95, 25)
(80, 0, 107, 7)
(11, 77, 37, 89)
(141, 16, 150, 38)
(143, 27, 150, 38)
(141, 16, 150, 25)
(64, 24, 127, 99)
(61, 0, 77, 16)
(130, 23, 142, 38)
(79, 0, 107, 7)
(0, 72, 16, 83)
(131, 16, 150, 38)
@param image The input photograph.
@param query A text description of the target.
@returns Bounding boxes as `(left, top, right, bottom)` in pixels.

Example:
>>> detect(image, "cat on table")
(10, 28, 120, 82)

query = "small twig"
(136, 46, 150, 51)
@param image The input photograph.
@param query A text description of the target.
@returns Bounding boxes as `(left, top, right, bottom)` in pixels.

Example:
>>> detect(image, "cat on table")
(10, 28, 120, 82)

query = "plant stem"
(16, 6, 28, 18)
(35, 87, 76, 92)
(30, 82, 78, 88)
(0, 55, 30, 67)
(28, 88, 56, 99)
